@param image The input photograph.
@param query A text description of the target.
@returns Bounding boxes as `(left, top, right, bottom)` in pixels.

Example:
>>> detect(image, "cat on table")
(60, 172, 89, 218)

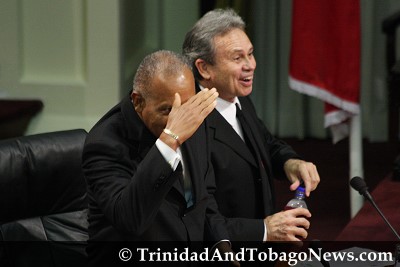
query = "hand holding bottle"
(264, 186, 311, 241)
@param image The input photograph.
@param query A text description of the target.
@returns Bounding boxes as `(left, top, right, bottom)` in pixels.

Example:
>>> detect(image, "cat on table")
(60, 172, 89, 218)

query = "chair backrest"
(0, 129, 89, 266)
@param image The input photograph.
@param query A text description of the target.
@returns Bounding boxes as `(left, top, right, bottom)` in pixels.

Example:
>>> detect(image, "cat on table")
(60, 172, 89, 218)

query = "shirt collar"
(198, 84, 242, 112)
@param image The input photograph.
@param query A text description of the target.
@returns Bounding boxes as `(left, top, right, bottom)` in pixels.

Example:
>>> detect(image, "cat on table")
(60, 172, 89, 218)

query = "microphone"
(350, 176, 400, 240)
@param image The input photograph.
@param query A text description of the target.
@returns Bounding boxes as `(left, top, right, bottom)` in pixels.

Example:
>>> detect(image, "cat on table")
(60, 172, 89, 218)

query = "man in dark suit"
(182, 9, 320, 242)
(82, 50, 227, 265)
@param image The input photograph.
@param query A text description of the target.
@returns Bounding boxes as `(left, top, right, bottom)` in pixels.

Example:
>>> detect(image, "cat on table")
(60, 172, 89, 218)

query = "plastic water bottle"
(284, 186, 307, 210)
(284, 186, 308, 241)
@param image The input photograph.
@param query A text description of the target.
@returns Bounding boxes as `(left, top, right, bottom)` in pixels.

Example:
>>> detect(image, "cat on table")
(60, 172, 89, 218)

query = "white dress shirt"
(215, 97, 245, 141)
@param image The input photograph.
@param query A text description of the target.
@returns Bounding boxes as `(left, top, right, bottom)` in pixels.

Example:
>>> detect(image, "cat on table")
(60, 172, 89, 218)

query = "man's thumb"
(173, 93, 181, 108)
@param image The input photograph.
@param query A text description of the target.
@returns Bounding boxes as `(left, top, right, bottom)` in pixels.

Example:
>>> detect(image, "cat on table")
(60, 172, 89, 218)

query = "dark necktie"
(235, 104, 261, 163)
(176, 161, 193, 207)
(175, 162, 184, 191)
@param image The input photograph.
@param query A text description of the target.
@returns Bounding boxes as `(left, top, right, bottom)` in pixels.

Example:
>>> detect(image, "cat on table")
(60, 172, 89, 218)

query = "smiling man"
(182, 8, 320, 243)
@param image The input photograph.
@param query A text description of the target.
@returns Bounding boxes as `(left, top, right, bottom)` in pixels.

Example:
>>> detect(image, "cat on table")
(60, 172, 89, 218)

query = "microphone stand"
(363, 193, 400, 266)
(365, 193, 400, 240)
(350, 177, 400, 266)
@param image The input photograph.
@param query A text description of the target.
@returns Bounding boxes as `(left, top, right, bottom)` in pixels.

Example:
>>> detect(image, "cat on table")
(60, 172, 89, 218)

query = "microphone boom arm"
(350, 176, 400, 241)
(365, 194, 400, 240)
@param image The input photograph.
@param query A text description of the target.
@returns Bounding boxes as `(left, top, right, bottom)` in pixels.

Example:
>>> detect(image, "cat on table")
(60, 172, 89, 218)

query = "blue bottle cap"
(297, 186, 305, 192)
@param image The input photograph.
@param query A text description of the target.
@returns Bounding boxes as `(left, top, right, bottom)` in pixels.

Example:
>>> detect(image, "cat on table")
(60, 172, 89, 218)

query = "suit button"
(257, 178, 262, 182)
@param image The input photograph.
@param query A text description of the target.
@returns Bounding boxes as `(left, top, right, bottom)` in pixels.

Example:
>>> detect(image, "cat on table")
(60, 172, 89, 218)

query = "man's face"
(206, 28, 256, 102)
(134, 68, 195, 137)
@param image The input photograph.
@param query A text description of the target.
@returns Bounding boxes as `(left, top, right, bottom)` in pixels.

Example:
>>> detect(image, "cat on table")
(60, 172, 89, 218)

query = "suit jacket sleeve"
(82, 138, 179, 236)
(260, 119, 302, 180)
(245, 97, 302, 180)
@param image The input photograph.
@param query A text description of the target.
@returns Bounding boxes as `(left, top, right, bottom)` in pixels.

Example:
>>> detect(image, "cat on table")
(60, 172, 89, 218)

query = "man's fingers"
(294, 227, 308, 240)
(299, 167, 312, 196)
(199, 90, 218, 115)
(183, 88, 218, 117)
(286, 159, 320, 197)
(188, 88, 217, 106)
(187, 88, 211, 105)
(198, 89, 218, 108)
(303, 163, 319, 196)
(289, 207, 311, 218)
(200, 98, 217, 117)
(166, 88, 218, 144)
(289, 179, 300, 191)
(266, 210, 311, 242)
(310, 164, 321, 189)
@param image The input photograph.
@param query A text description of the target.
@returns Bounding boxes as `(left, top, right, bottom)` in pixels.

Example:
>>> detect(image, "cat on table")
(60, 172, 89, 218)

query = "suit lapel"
(208, 109, 258, 167)
(240, 97, 272, 177)
(196, 83, 256, 167)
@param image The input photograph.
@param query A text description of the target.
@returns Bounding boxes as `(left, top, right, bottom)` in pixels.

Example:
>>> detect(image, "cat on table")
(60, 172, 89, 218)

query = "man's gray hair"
(182, 8, 245, 81)
(133, 50, 191, 98)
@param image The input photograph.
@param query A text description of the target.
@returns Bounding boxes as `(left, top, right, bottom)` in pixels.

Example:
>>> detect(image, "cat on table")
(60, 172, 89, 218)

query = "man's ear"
(194, 58, 211, 80)
(131, 91, 145, 113)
